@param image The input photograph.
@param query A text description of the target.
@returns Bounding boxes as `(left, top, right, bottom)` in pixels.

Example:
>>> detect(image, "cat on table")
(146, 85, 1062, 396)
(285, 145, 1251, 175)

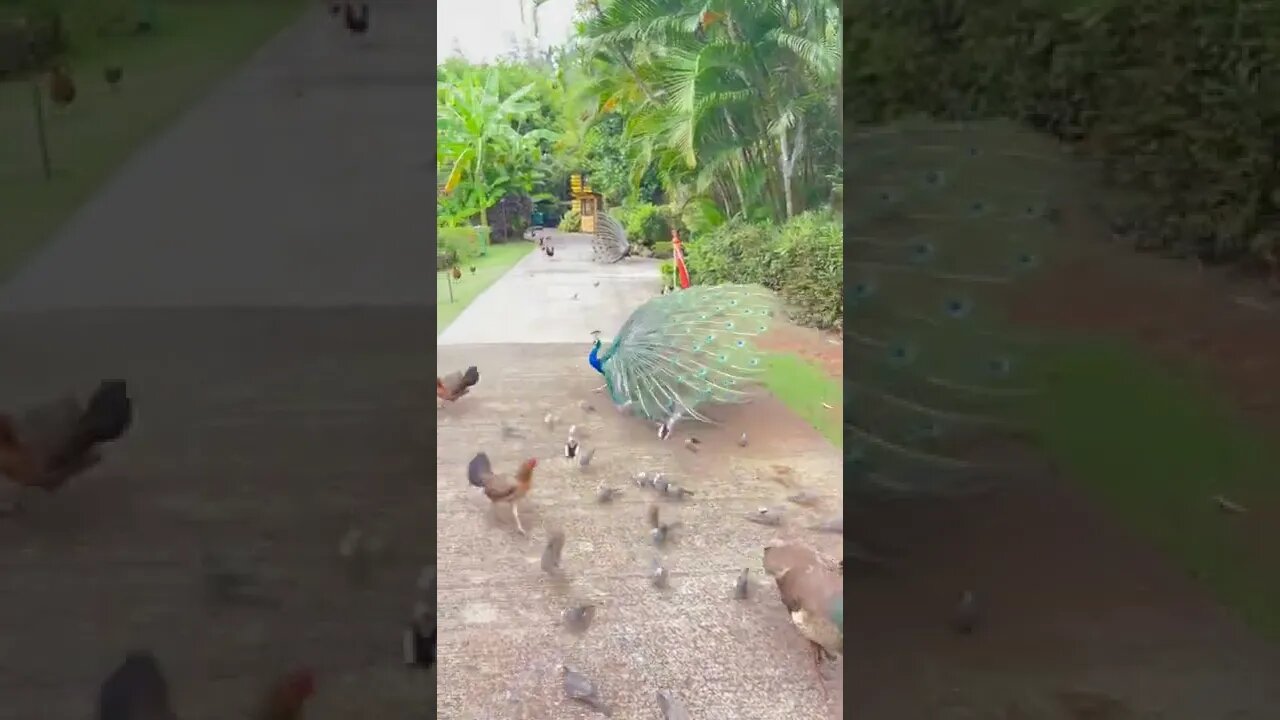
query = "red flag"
(671, 230, 691, 289)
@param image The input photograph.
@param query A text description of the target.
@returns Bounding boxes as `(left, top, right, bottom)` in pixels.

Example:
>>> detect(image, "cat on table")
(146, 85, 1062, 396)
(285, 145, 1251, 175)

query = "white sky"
(436, 0, 578, 64)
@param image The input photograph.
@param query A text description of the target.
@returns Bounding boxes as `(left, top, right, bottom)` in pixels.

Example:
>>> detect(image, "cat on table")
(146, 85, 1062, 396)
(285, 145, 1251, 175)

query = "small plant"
(558, 209, 581, 232)
(438, 226, 488, 267)
(658, 260, 675, 291)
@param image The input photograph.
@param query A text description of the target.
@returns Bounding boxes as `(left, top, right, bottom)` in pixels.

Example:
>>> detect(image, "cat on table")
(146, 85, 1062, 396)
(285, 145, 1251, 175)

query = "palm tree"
(575, 0, 841, 222)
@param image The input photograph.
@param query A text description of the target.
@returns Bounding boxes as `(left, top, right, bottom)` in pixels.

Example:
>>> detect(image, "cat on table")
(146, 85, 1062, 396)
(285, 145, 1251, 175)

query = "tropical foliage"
(572, 0, 842, 224)
(436, 61, 557, 232)
(436, 0, 842, 239)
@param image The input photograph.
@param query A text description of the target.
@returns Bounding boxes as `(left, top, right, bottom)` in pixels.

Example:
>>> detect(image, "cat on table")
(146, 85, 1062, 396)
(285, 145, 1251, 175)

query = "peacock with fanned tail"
(588, 284, 778, 434)
(591, 212, 631, 263)
(845, 115, 1089, 497)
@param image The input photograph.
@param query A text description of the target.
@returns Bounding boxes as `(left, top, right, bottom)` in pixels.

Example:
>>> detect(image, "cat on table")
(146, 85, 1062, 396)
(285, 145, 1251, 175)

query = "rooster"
(467, 452, 536, 535)
(436, 366, 479, 407)
(451, 266, 462, 280)
(97, 650, 177, 720)
(342, 3, 369, 34)
(0, 380, 133, 510)
(254, 669, 315, 720)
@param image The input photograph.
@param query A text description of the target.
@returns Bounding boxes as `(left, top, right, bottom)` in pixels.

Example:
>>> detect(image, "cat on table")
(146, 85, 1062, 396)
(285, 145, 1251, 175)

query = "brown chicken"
(0, 380, 133, 507)
(49, 65, 76, 107)
(97, 650, 177, 720)
(467, 452, 537, 534)
(255, 668, 316, 720)
(763, 538, 844, 697)
(436, 365, 479, 405)
(451, 265, 462, 280)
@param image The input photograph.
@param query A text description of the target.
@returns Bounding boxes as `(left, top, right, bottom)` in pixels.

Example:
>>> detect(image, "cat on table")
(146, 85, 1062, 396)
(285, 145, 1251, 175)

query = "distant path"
(437, 231, 661, 345)
(435, 233, 845, 718)
(0, 3, 433, 719)
(0, 0, 432, 309)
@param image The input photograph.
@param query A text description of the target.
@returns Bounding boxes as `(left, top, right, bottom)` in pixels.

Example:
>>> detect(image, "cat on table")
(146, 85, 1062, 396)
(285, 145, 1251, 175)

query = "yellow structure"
(570, 173, 605, 233)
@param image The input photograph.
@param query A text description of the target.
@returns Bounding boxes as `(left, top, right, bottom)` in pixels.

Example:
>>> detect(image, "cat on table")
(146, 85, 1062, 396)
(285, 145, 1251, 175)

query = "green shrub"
(615, 203, 667, 247)
(558, 209, 581, 232)
(651, 240, 673, 259)
(843, 0, 1280, 268)
(437, 226, 488, 268)
(774, 213, 843, 328)
(658, 260, 676, 290)
(684, 219, 785, 289)
(683, 211, 843, 329)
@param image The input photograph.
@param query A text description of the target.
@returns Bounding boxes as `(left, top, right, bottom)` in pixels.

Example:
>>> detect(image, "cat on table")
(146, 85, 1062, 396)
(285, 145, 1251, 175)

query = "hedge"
(683, 211, 842, 330)
(437, 226, 489, 269)
(612, 203, 667, 247)
(843, 0, 1280, 269)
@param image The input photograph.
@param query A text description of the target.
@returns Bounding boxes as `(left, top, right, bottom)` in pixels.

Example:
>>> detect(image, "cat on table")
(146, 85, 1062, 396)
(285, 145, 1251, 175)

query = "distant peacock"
(591, 212, 630, 263)
(588, 284, 778, 434)
(845, 115, 1090, 497)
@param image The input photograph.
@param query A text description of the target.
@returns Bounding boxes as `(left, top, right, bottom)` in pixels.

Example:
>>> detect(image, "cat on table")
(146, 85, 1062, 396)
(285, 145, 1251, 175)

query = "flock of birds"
(0, 376, 435, 718)
(435, 251, 846, 715)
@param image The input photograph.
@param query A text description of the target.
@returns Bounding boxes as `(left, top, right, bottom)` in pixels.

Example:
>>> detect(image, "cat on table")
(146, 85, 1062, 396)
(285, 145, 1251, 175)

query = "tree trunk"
(778, 116, 806, 219)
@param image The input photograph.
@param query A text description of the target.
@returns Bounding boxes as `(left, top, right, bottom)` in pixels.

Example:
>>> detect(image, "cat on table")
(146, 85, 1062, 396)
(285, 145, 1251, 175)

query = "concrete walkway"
(438, 232, 662, 345)
(0, 3, 432, 719)
(0, 1, 432, 309)
(436, 233, 845, 718)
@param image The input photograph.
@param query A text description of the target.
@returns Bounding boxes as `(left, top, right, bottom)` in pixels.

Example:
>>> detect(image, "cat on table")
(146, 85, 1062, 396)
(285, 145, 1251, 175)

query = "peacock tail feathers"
(592, 212, 630, 264)
(846, 116, 1093, 496)
(600, 284, 778, 424)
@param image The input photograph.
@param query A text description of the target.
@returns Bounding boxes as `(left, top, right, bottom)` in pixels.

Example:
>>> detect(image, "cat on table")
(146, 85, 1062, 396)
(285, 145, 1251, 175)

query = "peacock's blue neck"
(587, 339, 605, 375)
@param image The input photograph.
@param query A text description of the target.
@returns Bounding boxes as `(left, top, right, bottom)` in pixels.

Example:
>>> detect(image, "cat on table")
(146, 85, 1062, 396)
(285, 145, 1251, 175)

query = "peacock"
(845, 115, 1091, 497)
(591, 212, 631, 263)
(587, 283, 778, 434)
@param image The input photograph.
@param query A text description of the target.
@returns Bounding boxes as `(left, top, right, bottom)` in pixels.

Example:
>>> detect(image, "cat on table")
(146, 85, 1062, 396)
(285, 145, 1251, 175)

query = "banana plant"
(437, 69, 542, 228)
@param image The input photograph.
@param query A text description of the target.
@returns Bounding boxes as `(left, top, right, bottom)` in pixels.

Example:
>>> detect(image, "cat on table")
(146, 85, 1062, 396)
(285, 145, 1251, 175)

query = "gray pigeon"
(656, 690, 692, 720)
(562, 604, 596, 634)
(809, 515, 843, 534)
(650, 557, 669, 589)
(745, 506, 785, 527)
(561, 666, 612, 715)
(595, 486, 622, 503)
(542, 530, 566, 573)
(787, 490, 822, 507)
(734, 568, 751, 599)
(578, 447, 596, 468)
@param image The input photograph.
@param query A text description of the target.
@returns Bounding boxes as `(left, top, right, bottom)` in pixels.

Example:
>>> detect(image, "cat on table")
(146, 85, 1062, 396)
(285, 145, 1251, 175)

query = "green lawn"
(0, 0, 304, 278)
(1032, 340, 1280, 639)
(437, 242, 535, 334)
(763, 352, 843, 446)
